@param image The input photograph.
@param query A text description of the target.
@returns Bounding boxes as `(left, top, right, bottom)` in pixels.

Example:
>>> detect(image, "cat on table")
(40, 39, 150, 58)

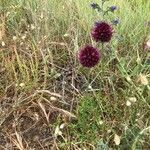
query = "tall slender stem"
(101, 42, 104, 50)
(101, 0, 105, 19)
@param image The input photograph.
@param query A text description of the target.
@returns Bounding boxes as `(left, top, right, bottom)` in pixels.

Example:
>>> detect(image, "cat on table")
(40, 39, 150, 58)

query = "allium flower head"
(109, 6, 117, 12)
(78, 45, 100, 68)
(91, 21, 113, 42)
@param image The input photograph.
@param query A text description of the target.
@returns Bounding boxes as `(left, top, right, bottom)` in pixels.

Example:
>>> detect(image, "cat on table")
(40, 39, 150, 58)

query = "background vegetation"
(0, 0, 150, 149)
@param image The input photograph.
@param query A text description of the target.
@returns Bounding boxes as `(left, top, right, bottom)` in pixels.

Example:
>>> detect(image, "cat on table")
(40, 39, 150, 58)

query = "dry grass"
(0, 0, 150, 149)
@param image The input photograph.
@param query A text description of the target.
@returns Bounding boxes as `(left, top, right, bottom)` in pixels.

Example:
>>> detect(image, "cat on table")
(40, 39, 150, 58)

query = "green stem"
(101, 0, 105, 19)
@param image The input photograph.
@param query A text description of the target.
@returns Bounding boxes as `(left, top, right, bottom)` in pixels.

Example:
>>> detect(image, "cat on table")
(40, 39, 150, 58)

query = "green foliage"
(121, 126, 141, 149)
(72, 96, 102, 142)
(0, 0, 149, 149)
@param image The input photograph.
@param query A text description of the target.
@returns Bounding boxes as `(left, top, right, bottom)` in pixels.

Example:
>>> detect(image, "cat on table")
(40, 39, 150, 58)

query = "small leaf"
(126, 100, 132, 106)
(144, 35, 150, 50)
(1, 41, 5, 46)
(129, 97, 137, 103)
(19, 83, 25, 87)
(114, 134, 121, 145)
(50, 96, 57, 101)
(137, 74, 149, 85)
(146, 40, 150, 48)
(60, 123, 65, 129)
(54, 125, 62, 137)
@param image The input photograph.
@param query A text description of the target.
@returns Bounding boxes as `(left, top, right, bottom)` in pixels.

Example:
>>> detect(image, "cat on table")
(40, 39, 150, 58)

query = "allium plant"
(78, 0, 119, 68)
(91, 21, 113, 42)
(78, 45, 100, 68)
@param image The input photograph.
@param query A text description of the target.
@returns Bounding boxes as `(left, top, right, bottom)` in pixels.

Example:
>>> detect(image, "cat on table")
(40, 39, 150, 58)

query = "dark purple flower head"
(91, 21, 113, 42)
(109, 6, 117, 12)
(78, 45, 100, 68)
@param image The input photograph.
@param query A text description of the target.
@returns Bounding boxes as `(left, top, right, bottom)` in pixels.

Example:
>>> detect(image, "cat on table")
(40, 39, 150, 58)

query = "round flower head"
(78, 45, 100, 68)
(91, 21, 113, 42)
